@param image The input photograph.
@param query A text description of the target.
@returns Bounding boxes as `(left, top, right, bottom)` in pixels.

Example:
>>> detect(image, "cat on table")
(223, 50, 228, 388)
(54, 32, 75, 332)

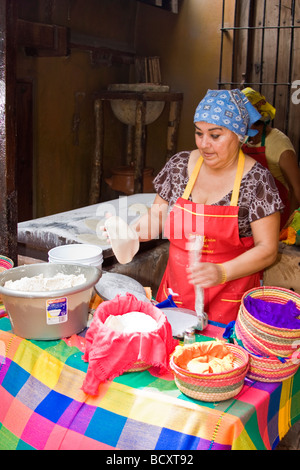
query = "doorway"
(16, 80, 33, 222)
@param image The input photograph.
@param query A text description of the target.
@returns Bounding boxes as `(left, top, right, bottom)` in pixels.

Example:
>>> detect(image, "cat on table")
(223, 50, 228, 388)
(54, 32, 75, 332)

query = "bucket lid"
(48, 244, 103, 263)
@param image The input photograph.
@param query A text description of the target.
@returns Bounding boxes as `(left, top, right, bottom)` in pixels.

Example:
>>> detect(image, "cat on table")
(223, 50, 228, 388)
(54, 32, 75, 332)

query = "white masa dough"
(104, 216, 139, 264)
(77, 218, 110, 246)
(104, 311, 158, 333)
(77, 233, 110, 246)
(84, 218, 105, 232)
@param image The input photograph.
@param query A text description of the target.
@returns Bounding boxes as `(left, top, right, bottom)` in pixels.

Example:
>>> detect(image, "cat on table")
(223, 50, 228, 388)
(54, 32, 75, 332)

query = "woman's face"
(194, 121, 240, 169)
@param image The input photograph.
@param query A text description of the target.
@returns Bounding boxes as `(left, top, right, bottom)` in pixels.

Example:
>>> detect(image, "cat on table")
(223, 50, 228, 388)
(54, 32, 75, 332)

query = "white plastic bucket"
(48, 244, 103, 270)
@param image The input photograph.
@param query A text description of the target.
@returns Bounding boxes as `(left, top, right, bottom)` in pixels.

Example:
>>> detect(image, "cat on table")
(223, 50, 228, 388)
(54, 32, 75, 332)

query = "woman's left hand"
(187, 262, 224, 288)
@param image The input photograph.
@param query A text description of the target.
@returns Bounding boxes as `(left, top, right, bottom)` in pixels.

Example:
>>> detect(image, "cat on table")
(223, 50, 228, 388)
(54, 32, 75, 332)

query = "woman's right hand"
(187, 262, 225, 288)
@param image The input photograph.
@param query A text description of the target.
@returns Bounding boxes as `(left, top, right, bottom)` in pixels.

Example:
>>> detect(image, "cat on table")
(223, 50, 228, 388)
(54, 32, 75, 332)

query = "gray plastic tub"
(0, 263, 101, 340)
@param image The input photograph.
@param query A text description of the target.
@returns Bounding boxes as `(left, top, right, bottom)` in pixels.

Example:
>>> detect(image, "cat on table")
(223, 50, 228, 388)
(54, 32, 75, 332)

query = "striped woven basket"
(245, 354, 299, 383)
(170, 344, 249, 402)
(0, 256, 14, 272)
(127, 361, 150, 372)
(0, 256, 14, 303)
(235, 287, 300, 382)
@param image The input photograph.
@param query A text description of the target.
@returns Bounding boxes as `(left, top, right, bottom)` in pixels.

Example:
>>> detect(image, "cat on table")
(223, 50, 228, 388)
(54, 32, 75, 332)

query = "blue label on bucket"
(46, 297, 68, 325)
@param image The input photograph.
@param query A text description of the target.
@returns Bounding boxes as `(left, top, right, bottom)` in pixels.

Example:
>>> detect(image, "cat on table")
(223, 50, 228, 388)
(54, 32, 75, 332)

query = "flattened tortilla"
(128, 203, 149, 217)
(77, 233, 110, 246)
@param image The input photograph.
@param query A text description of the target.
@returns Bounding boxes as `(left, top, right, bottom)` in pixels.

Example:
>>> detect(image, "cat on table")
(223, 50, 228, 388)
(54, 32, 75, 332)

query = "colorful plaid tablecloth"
(0, 310, 300, 451)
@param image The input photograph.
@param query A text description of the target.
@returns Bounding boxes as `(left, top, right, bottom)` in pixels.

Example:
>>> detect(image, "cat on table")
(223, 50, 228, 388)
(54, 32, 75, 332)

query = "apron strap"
(245, 122, 267, 146)
(182, 156, 203, 200)
(182, 149, 245, 207)
(261, 122, 267, 147)
(230, 149, 245, 207)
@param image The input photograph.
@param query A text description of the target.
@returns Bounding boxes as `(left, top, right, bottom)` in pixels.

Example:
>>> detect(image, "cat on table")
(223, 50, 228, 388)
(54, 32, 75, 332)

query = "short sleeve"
(153, 151, 191, 207)
(266, 128, 296, 159)
(239, 163, 284, 225)
(153, 158, 173, 202)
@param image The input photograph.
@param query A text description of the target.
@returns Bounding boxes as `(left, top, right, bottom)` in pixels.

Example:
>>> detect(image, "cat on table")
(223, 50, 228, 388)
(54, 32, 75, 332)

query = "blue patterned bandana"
(193, 89, 262, 139)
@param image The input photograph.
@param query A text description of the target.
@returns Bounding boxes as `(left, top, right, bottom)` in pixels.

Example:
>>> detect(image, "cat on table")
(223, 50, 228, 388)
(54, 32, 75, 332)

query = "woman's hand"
(187, 262, 224, 288)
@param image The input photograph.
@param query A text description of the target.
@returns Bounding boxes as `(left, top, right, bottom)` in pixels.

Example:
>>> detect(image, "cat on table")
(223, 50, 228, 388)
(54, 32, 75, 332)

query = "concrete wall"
(16, 0, 235, 219)
(135, 0, 235, 152)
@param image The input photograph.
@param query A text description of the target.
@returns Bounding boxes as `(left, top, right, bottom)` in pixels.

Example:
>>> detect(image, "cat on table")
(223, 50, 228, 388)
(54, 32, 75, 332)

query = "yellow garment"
(279, 226, 296, 245)
(144, 287, 153, 300)
(246, 128, 296, 188)
(280, 209, 300, 245)
(242, 87, 276, 121)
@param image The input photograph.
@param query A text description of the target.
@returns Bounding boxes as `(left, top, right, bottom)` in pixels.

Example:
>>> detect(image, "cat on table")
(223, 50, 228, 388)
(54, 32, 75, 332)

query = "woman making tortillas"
(241, 87, 300, 228)
(106, 89, 283, 325)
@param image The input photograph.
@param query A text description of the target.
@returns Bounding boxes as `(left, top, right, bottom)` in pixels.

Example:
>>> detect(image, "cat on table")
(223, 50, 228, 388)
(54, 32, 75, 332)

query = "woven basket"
(0, 256, 14, 303)
(170, 343, 249, 402)
(235, 287, 300, 382)
(0, 256, 14, 272)
(245, 354, 299, 382)
(127, 361, 150, 372)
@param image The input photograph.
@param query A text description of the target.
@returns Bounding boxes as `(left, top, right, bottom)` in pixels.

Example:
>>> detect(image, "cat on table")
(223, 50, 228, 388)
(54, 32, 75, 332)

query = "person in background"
(133, 89, 283, 324)
(241, 87, 300, 228)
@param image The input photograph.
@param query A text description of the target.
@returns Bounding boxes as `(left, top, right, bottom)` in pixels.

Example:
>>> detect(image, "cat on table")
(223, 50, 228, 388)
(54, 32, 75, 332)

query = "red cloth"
(82, 294, 178, 395)
(157, 198, 260, 324)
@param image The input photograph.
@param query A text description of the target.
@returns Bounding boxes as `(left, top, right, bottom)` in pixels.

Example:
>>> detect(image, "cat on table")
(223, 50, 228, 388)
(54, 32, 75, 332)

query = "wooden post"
(126, 125, 134, 166)
(0, 0, 18, 265)
(89, 99, 104, 204)
(92, 90, 183, 198)
(166, 99, 182, 161)
(133, 100, 146, 194)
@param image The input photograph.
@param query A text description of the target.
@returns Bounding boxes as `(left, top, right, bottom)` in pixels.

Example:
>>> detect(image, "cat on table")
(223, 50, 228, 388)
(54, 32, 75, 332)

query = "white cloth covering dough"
(104, 311, 158, 333)
(104, 216, 139, 264)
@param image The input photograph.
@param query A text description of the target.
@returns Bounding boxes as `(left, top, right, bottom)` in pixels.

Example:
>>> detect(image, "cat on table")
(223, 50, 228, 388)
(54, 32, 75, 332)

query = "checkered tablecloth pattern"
(0, 308, 299, 450)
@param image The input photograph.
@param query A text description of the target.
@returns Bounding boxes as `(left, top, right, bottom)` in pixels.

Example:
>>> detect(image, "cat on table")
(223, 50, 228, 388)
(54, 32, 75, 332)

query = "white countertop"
(18, 194, 156, 258)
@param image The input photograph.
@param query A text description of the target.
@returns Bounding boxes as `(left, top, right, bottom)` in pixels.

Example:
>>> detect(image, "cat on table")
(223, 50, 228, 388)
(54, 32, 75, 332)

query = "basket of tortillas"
(82, 293, 178, 395)
(169, 340, 249, 402)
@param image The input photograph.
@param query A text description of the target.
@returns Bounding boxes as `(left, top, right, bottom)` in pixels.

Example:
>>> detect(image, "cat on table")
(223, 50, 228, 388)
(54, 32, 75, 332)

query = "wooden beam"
(69, 32, 135, 67)
(0, 0, 18, 265)
(17, 20, 136, 62)
(17, 19, 69, 57)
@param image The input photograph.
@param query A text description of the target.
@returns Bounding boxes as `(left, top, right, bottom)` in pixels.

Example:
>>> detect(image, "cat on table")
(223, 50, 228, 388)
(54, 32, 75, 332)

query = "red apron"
(156, 150, 260, 324)
(242, 127, 289, 228)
